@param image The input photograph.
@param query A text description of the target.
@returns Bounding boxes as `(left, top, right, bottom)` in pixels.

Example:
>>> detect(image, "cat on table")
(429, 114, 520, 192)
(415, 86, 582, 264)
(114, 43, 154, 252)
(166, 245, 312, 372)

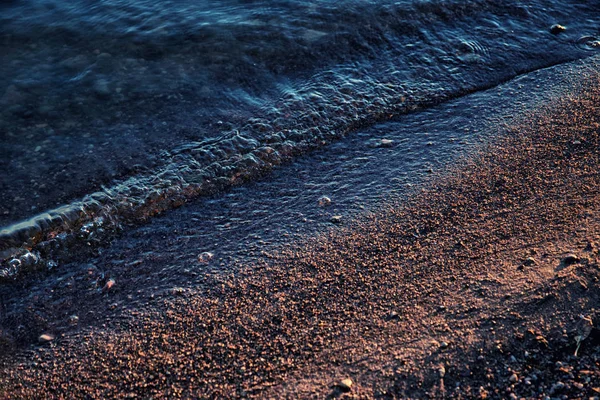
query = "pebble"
(170, 287, 185, 296)
(102, 278, 115, 293)
(93, 79, 111, 98)
(39, 334, 54, 343)
(550, 24, 566, 34)
(318, 196, 331, 207)
(337, 378, 353, 392)
(522, 257, 536, 266)
(509, 373, 518, 383)
(562, 253, 580, 266)
(330, 215, 342, 224)
(440, 341, 449, 349)
(386, 311, 399, 321)
(198, 252, 214, 264)
(437, 365, 446, 378)
(68, 315, 79, 325)
(550, 382, 565, 394)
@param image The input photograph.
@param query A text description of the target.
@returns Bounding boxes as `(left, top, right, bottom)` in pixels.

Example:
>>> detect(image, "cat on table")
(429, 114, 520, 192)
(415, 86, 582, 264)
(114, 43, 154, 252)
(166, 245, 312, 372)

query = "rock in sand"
(337, 378, 353, 392)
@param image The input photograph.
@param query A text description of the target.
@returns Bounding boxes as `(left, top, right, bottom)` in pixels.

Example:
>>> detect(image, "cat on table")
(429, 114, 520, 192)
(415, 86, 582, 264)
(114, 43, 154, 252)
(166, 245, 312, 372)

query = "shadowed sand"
(2, 73, 600, 398)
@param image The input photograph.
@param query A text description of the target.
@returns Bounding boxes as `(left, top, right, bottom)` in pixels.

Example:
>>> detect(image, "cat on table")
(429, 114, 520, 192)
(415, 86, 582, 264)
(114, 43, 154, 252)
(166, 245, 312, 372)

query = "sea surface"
(1, 0, 600, 279)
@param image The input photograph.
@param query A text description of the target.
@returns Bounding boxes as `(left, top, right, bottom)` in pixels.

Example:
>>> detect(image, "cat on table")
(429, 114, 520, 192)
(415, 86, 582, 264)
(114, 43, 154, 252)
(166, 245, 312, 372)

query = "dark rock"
(93, 79, 111, 98)
(549, 381, 565, 394)
(550, 24, 566, 34)
(584, 241, 595, 252)
(561, 254, 580, 266)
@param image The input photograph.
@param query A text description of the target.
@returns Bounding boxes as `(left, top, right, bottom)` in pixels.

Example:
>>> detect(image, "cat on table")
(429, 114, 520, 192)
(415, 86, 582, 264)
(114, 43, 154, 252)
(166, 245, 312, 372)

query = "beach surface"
(2, 61, 600, 398)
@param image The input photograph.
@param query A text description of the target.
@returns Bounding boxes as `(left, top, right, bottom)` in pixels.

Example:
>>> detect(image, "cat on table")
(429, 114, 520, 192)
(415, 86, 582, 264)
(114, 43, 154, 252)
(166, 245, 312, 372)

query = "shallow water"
(1, 0, 600, 276)
(0, 55, 597, 348)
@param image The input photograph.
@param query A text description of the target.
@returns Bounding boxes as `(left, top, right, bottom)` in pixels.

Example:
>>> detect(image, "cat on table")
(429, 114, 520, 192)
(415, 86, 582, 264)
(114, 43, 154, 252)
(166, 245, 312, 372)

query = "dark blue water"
(1, 0, 600, 278)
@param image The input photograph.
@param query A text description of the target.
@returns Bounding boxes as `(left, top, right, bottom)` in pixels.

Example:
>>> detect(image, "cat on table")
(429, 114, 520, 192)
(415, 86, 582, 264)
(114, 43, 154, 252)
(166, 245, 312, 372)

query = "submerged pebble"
(318, 196, 331, 207)
(93, 79, 111, 98)
(102, 278, 116, 293)
(198, 252, 214, 264)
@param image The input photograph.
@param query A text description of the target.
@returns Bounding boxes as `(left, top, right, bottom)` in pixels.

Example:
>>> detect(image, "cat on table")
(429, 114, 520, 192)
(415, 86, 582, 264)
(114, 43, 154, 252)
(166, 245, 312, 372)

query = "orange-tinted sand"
(2, 75, 600, 399)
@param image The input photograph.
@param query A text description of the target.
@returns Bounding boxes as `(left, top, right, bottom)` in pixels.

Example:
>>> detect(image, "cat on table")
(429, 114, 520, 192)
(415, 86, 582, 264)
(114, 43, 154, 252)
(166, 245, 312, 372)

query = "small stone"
(437, 365, 446, 378)
(509, 373, 518, 383)
(573, 382, 584, 390)
(562, 253, 580, 266)
(585, 242, 595, 252)
(550, 382, 565, 394)
(337, 378, 353, 392)
(102, 278, 115, 293)
(318, 196, 331, 207)
(170, 287, 185, 296)
(379, 138, 394, 147)
(550, 24, 566, 34)
(509, 393, 517, 400)
(330, 215, 342, 224)
(440, 341, 449, 349)
(39, 334, 54, 343)
(68, 315, 79, 325)
(93, 79, 111, 98)
(385, 311, 399, 321)
(198, 252, 214, 264)
(522, 257, 536, 266)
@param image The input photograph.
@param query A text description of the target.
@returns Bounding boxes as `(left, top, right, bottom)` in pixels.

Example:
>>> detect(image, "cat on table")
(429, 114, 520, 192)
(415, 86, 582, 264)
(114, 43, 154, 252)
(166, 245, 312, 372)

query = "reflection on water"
(1, 0, 600, 276)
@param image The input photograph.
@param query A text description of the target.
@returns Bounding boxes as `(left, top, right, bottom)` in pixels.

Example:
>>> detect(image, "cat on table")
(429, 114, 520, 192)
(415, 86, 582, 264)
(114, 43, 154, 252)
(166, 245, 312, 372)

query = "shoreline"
(2, 70, 600, 398)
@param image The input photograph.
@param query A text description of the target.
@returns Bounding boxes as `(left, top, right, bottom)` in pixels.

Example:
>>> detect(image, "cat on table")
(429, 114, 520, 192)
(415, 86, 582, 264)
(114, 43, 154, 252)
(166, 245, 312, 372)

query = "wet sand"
(2, 71, 600, 398)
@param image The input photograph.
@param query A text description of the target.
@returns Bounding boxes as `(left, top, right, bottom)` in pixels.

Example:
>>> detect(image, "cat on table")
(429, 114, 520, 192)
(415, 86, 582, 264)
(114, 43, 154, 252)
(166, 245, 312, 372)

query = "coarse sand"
(2, 75, 600, 399)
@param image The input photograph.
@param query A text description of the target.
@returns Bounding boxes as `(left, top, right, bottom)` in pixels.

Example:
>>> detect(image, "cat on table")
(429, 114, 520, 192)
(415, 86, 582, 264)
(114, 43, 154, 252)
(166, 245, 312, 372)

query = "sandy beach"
(2, 66, 600, 399)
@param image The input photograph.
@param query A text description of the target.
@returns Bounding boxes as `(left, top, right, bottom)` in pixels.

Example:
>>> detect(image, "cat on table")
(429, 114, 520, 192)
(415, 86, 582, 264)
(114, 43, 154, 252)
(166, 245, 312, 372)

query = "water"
(1, 0, 600, 277)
